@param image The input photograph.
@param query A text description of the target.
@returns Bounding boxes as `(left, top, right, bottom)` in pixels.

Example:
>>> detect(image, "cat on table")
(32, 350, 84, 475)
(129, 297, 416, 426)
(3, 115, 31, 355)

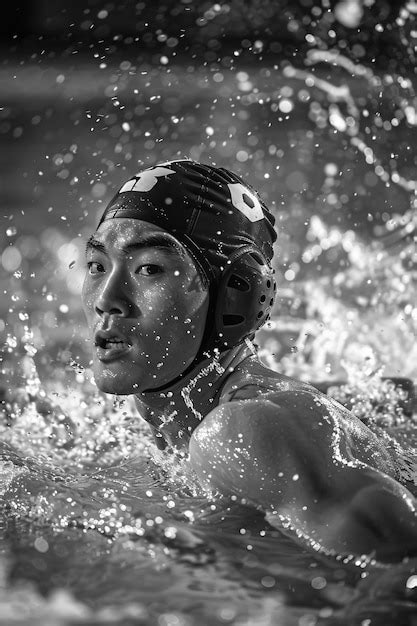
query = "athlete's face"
(81, 219, 210, 394)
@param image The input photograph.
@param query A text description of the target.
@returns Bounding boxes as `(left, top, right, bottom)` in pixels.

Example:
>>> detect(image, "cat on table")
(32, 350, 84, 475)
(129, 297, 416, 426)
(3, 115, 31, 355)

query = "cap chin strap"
(141, 347, 224, 395)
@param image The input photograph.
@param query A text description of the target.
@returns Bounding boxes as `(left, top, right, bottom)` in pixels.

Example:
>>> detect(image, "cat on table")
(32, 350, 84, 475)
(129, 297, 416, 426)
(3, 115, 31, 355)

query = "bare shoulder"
(190, 386, 396, 491)
(189, 393, 353, 522)
(214, 359, 396, 474)
(189, 374, 416, 559)
(190, 389, 335, 464)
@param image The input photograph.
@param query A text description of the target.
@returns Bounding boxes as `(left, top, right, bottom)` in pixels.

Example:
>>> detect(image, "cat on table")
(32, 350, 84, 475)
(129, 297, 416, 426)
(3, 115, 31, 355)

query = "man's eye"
(136, 264, 162, 276)
(87, 261, 104, 274)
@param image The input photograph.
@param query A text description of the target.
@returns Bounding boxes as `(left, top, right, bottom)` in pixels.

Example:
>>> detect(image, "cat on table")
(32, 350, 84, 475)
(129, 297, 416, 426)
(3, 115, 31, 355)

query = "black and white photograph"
(1, 1, 417, 624)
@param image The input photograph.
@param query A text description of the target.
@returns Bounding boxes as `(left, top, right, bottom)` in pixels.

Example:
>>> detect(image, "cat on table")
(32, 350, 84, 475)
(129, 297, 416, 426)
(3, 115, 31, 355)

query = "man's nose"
(94, 273, 133, 318)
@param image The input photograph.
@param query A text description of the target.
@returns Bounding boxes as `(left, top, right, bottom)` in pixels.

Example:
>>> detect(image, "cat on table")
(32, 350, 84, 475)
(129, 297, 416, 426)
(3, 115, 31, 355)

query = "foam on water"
(1, 337, 417, 624)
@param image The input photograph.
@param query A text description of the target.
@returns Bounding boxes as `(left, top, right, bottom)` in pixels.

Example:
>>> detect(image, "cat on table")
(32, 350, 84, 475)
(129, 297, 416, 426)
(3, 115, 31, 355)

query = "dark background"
(0, 1, 411, 70)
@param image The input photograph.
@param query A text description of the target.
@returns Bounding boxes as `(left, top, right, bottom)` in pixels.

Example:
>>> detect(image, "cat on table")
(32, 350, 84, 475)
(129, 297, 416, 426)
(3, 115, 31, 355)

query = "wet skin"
(190, 386, 417, 561)
(82, 218, 209, 394)
(82, 218, 417, 561)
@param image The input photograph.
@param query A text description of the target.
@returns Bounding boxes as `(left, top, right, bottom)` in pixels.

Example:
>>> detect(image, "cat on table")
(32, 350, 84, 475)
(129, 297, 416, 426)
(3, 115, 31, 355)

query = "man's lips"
(94, 328, 132, 362)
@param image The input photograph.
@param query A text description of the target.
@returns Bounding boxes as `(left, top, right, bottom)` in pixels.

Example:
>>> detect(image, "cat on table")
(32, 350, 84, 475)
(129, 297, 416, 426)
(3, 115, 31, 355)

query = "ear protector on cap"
(213, 246, 276, 349)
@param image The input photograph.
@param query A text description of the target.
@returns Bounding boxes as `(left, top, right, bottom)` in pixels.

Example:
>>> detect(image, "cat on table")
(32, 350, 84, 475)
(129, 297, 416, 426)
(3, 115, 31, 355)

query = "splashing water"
(180, 353, 225, 422)
(1, 324, 417, 625)
(1, 1, 417, 623)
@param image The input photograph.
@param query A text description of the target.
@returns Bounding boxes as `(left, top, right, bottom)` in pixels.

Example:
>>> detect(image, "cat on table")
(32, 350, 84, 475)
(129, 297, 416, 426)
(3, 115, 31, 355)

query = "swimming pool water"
(1, 386, 417, 626)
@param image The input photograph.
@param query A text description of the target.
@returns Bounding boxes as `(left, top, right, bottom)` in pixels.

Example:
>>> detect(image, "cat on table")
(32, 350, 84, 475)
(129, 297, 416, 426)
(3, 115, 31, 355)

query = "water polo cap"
(97, 159, 277, 359)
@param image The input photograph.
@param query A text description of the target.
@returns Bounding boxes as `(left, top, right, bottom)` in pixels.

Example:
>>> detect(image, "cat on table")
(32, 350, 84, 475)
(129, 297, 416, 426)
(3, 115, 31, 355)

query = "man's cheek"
(185, 294, 207, 318)
(85, 312, 96, 334)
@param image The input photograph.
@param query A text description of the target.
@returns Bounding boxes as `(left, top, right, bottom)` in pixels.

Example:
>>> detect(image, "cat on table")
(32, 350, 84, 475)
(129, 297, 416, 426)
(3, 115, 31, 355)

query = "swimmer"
(82, 160, 417, 561)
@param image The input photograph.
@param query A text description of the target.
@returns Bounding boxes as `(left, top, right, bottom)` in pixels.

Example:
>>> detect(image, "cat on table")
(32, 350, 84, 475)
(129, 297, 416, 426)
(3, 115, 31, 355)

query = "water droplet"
(34, 537, 49, 553)
(406, 575, 417, 589)
(24, 344, 37, 357)
(6, 336, 18, 348)
(311, 576, 327, 590)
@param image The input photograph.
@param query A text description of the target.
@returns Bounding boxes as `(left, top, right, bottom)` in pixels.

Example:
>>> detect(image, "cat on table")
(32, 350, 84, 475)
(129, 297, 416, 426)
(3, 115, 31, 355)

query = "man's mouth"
(94, 330, 132, 362)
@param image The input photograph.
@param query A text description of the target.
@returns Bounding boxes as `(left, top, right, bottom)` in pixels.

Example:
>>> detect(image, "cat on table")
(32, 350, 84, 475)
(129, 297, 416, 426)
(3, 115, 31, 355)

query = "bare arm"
(189, 392, 417, 561)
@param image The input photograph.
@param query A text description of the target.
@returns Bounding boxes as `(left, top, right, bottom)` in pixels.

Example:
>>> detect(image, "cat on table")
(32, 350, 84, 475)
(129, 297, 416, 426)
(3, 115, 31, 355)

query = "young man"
(82, 159, 417, 562)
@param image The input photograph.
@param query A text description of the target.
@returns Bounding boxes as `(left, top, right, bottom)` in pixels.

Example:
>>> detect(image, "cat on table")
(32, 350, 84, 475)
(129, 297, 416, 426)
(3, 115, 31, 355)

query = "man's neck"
(134, 343, 251, 450)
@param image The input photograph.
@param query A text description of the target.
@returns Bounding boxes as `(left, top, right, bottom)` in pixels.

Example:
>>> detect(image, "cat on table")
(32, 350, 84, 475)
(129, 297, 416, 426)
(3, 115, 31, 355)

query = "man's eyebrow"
(85, 233, 185, 257)
(86, 236, 106, 254)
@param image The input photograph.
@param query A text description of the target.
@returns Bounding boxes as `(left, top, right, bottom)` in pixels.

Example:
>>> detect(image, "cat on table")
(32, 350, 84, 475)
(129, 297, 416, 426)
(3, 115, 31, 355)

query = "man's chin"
(94, 378, 137, 395)
(93, 366, 141, 395)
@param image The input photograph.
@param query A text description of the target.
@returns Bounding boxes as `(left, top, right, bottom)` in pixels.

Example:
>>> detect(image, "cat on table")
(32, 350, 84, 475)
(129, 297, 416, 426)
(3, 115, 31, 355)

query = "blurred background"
(0, 0, 416, 386)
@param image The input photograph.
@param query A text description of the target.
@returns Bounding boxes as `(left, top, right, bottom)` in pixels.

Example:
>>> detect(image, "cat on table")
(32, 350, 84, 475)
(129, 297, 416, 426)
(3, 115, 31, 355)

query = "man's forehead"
(88, 219, 186, 255)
